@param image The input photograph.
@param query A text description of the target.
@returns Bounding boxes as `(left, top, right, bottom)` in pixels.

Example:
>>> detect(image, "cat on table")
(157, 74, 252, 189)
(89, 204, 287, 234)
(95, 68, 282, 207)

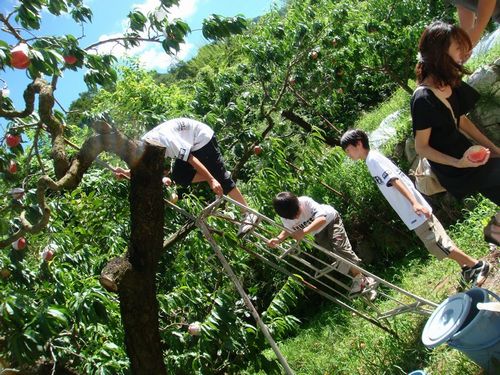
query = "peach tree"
(0, 0, 249, 373)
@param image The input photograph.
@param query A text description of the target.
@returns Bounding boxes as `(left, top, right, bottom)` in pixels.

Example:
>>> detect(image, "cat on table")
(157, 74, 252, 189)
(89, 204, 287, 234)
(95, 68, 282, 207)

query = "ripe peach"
(64, 55, 78, 65)
(6, 134, 21, 148)
(12, 237, 26, 251)
(467, 145, 488, 163)
(10, 44, 30, 69)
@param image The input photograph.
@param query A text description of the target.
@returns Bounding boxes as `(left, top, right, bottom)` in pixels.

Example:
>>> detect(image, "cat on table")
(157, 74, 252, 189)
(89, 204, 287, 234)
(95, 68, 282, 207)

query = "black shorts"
(171, 137, 236, 194)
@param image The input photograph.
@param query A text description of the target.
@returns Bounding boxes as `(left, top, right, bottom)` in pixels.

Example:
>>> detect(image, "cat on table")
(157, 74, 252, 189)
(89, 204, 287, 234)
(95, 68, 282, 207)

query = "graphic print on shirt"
(178, 148, 187, 160)
(291, 208, 318, 232)
(176, 120, 189, 132)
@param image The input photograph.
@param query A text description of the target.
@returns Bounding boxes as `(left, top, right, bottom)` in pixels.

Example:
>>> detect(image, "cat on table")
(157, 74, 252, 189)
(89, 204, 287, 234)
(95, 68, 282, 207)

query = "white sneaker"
(349, 275, 377, 301)
(237, 212, 259, 237)
(350, 274, 365, 295)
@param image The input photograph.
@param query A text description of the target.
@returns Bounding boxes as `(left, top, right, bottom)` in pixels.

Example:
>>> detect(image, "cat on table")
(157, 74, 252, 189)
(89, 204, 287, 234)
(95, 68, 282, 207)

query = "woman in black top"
(411, 21, 500, 205)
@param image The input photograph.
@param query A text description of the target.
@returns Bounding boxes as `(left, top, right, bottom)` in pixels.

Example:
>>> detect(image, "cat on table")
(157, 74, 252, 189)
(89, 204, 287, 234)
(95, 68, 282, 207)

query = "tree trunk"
(118, 143, 167, 374)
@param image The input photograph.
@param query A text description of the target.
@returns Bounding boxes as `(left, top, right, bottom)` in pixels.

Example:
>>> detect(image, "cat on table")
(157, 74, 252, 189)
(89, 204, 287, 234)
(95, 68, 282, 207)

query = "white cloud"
(91, 0, 199, 70)
(132, 0, 198, 21)
(137, 42, 194, 70)
(90, 32, 194, 71)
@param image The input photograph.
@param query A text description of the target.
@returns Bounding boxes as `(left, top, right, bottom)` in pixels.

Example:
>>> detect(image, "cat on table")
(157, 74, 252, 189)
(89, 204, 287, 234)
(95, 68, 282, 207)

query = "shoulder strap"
(414, 85, 457, 124)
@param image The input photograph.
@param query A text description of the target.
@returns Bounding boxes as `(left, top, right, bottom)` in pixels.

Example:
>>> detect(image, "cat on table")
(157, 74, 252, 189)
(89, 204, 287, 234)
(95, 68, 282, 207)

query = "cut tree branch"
(0, 83, 36, 119)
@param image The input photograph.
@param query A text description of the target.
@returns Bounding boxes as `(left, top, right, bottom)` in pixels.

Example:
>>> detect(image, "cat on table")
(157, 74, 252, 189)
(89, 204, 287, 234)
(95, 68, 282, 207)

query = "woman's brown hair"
(415, 21, 471, 88)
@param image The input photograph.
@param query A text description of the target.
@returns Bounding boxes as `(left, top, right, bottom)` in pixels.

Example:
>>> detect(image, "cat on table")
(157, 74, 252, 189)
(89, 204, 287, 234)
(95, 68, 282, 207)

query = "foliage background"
(1, 0, 497, 374)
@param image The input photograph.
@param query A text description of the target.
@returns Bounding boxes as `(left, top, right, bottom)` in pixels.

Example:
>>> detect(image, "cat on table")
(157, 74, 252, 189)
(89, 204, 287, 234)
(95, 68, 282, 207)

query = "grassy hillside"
(254, 197, 496, 374)
(244, 42, 500, 375)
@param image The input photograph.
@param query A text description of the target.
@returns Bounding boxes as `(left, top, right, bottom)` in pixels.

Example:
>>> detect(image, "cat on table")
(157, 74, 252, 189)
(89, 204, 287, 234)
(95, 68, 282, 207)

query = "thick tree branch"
(36, 77, 70, 178)
(0, 124, 140, 249)
(281, 110, 339, 146)
(0, 83, 36, 119)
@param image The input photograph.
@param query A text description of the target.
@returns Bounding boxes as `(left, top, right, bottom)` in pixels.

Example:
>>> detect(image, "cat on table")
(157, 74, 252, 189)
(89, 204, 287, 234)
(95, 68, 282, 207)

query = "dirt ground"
(481, 244, 500, 296)
(433, 243, 500, 297)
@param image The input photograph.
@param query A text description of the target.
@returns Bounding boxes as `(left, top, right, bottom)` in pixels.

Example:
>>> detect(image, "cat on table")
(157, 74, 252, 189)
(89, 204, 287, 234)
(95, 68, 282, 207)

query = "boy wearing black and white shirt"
(268, 192, 377, 299)
(113, 118, 257, 235)
(340, 129, 490, 286)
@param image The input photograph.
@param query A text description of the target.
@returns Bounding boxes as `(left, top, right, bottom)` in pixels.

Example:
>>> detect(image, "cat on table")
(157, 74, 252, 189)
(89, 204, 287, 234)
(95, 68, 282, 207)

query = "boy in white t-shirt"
(267, 192, 377, 299)
(340, 129, 490, 286)
(113, 118, 258, 235)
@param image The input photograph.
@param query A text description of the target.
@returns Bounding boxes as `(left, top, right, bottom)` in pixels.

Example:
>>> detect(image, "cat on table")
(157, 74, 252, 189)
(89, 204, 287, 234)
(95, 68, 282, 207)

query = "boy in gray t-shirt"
(268, 192, 377, 300)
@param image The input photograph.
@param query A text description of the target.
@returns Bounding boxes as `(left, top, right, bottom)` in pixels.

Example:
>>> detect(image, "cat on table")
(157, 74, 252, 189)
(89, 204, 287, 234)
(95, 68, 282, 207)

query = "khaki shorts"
(413, 214, 456, 260)
(314, 215, 361, 275)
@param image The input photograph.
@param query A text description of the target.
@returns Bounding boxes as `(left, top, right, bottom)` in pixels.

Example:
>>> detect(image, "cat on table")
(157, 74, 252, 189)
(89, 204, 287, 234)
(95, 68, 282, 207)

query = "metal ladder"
(165, 195, 439, 374)
(194, 196, 437, 327)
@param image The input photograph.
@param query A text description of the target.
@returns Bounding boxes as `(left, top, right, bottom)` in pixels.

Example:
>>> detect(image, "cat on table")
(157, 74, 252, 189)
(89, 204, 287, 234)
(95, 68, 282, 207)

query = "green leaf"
(128, 11, 147, 31)
(47, 306, 68, 325)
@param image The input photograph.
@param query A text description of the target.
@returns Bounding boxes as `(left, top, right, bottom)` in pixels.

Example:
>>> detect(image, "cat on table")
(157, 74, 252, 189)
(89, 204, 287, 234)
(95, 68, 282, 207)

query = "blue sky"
(0, 0, 278, 117)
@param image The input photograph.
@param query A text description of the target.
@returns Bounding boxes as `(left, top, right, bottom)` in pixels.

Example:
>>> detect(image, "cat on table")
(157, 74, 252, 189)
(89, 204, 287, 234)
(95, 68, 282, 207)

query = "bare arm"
(268, 230, 291, 248)
(290, 216, 327, 241)
(457, 5, 476, 32)
(187, 155, 223, 195)
(458, 0, 497, 47)
(415, 128, 489, 168)
(391, 178, 431, 219)
(112, 166, 131, 179)
(459, 115, 500, 156)
(268, 216, 327, 247)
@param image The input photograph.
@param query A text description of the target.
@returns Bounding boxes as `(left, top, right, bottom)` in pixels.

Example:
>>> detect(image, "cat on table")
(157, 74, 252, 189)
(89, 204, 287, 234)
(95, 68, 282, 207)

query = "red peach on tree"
(10, 43, 30, 69)
(12, 237, 27, 251)
(64, 55, 78, 65)
(6, 133, 21, 148)
(8, 160, 17, 174)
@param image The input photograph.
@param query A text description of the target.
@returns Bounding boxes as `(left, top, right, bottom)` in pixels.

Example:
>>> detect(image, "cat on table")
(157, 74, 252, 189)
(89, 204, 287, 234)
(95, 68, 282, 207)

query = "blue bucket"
(422, 287, 500, 374)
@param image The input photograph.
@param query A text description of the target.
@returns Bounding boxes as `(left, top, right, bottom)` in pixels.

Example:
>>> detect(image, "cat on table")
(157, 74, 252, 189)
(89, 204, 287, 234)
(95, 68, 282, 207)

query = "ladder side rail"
(250, 231, 352, 292)
(197, 220, 295, 375)
(249, 235, 353, 294)
(377, 301, 435, 320)
(247, 240, 432, 321)
(294, 239, 437, 307)
(240, 244, 396, 336)
(251, 230, 415, 309)
(221, 196, 437, 308)
(165, 198, 197, 220)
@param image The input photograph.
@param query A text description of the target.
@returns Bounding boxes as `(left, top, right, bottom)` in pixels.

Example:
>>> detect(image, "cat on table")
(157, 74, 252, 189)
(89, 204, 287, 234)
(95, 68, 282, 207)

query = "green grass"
(244, 39, 499, 375)
(466, 37, 500, 73)
(355, 87, 411, 134)
(250, 197, 496, 375)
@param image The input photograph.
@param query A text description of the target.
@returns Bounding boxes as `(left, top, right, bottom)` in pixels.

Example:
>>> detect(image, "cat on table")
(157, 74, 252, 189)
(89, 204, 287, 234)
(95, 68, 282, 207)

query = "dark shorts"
(171, 137, 236, 195)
